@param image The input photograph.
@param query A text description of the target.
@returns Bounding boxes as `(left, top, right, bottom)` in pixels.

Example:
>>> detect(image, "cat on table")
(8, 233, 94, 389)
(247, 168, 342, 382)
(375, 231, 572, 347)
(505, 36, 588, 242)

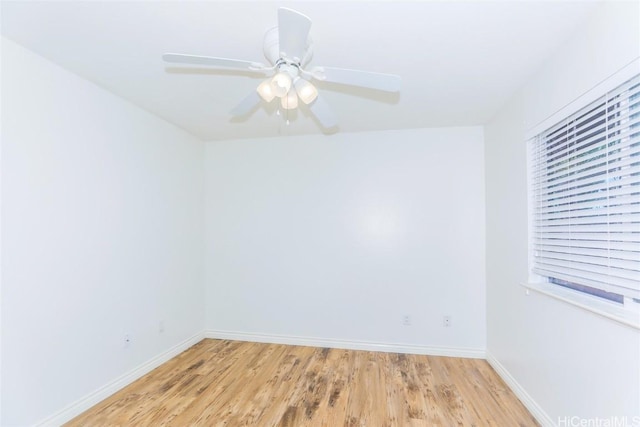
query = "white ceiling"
(2, 1, 599, 141)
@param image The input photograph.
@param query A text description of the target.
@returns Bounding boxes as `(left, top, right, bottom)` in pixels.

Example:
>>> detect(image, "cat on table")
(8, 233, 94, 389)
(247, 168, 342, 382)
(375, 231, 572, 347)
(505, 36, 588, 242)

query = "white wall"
(1, 38, 205, 426)
(7, 2, 637, 424)
(0, 33, 4, 427)
(485, 2, 640, 423)
(204, 127, 486, 352)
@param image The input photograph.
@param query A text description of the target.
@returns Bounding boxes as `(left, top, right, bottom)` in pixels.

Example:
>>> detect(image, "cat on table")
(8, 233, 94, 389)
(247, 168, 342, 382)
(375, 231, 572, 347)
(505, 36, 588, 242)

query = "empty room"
(2, 1, 639, 426)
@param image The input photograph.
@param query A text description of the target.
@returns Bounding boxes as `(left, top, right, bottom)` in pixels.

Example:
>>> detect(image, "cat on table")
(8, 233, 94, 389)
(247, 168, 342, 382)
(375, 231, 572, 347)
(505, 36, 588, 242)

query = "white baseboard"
(33, 332, 551, 427)
(34, 332, 205, 427)
(204, 329, 485, 359)
(485, 350, 555, 427)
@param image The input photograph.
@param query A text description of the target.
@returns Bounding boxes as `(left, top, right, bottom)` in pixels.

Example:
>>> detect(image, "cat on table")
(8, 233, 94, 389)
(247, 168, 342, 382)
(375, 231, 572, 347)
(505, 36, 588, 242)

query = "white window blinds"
(530, 73, 640, 301)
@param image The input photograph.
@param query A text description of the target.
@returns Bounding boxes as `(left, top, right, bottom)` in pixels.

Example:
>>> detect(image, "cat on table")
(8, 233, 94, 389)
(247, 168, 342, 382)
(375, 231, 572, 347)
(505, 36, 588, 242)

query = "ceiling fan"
(162, 7, 401, 129)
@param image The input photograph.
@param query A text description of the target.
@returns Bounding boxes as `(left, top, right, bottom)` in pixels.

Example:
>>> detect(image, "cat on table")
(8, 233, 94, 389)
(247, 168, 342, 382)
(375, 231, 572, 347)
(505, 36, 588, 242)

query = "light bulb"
(257, 79, 275, 102)
(270, 72, 292, 98)
(294, 78, 318, 104)
(281, 90, 298, 110)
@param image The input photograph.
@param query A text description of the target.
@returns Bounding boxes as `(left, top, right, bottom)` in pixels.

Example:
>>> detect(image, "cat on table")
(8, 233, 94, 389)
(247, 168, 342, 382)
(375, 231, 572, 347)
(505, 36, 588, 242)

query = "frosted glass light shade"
(257, 79, 276, 102)
(294, 78, 318, 104)
(281, 90, 298, 110)
(270, 72, 292, 98)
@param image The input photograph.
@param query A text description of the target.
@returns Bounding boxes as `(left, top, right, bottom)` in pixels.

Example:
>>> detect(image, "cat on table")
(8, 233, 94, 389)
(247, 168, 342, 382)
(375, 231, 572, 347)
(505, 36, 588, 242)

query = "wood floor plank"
(250, 346, 317, 426)
(320, 348, 352, 427)
(65, 339, 539, 427)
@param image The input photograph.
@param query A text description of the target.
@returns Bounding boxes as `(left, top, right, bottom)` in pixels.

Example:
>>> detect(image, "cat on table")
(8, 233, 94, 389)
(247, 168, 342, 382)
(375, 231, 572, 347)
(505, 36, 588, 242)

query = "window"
(529, 73, 640, 307)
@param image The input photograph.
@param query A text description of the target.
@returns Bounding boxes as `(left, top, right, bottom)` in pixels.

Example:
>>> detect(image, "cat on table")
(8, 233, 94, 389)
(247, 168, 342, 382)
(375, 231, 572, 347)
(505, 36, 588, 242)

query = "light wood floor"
(66, 339, 538, 426)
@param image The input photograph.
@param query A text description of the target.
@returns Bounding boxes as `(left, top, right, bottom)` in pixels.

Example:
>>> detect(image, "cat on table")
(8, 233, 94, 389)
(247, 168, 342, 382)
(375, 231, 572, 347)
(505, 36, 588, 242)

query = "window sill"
(521, 282, 640, 331)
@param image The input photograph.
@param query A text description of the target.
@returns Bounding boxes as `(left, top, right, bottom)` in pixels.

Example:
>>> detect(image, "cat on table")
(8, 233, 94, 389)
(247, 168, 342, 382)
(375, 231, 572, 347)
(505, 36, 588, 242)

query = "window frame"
(524, 59, 640, 328)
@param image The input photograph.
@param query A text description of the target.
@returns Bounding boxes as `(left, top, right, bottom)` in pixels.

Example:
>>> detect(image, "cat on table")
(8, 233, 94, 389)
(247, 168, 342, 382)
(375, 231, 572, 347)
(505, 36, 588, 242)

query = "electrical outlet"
(402, 315, 412, 326)
(124, 333, 131, 348)
(443, 316, 452, 327)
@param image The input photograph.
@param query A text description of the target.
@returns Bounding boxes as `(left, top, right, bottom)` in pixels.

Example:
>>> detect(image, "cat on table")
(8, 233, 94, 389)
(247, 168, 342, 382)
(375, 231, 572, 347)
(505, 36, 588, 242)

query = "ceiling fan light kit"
(163, 7, 401, 130)
(294, 77, 318, 104)
(256, 79, 276, 103)
(282, 89, 299, 110)
(269, 69, 293, 97)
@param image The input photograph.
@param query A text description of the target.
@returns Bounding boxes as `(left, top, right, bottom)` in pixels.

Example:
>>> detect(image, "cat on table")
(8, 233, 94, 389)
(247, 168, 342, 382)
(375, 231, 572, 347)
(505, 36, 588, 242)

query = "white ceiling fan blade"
(278, 8, 312, 62)
(308, 95, 337, 129)
(312, 67, 401, 92)
(229, 91, 262, 117)
(163, 53, 265, 71)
